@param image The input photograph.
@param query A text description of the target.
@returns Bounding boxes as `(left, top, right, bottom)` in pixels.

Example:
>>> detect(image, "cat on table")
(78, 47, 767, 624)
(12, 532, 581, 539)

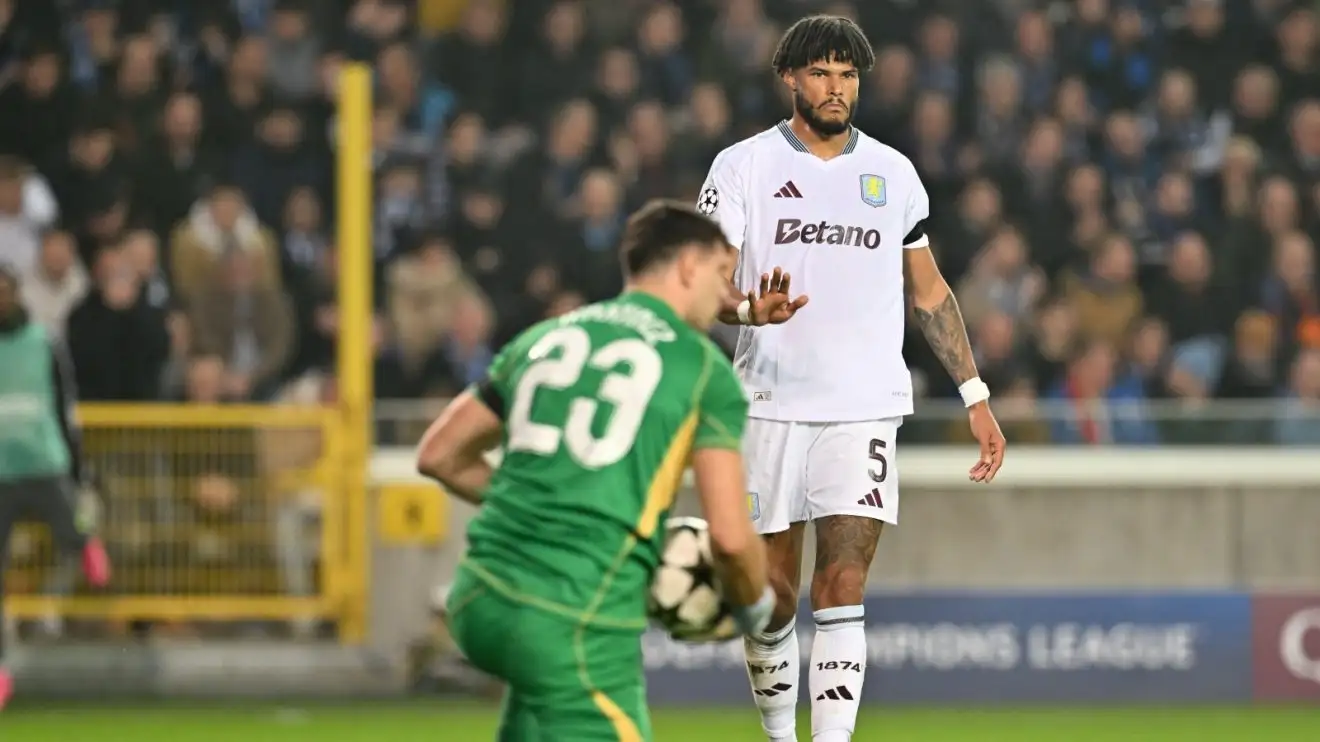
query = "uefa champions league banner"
(643, 592, 1253, 705)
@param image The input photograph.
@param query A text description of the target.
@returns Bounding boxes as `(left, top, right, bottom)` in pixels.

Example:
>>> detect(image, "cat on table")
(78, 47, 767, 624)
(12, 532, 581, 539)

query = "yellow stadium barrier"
(6, 403, 354, 628)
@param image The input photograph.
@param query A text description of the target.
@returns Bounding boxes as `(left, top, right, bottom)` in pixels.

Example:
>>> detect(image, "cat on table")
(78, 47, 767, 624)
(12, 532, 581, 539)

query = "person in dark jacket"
(0, 263, 111, 710)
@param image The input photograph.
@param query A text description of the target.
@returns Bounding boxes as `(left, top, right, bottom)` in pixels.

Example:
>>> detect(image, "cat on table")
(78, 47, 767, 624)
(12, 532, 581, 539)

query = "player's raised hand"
(748, 267, 809, 325)
(966, 401, 1005, 483)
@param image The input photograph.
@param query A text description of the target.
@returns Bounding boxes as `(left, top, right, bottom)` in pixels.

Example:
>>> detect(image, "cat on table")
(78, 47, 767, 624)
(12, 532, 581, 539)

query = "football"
(648, 517, 738, 643)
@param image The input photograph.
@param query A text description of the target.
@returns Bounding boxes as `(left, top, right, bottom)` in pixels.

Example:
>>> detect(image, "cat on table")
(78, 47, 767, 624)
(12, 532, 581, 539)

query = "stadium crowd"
(0, 0, 1319, 445)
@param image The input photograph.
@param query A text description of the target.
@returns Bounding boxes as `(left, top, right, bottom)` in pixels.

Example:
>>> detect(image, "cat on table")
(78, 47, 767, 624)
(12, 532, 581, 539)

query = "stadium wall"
(369, 446, 1320, 706)
(372, 446, 1320, 590)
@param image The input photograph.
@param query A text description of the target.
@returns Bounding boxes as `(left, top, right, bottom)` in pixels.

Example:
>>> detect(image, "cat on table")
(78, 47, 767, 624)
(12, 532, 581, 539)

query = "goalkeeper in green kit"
(417, 200, 808, 741)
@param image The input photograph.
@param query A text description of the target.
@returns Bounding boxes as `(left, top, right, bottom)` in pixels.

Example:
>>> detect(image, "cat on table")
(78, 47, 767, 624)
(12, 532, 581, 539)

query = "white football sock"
(743, 620, 800, 742)
(809, 605, 866, 742)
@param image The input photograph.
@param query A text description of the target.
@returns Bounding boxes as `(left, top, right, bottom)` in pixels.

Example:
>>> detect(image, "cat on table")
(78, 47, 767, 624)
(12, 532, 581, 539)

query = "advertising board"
(643, 593, 1252, 704)
(1252, 595, 1320, 702)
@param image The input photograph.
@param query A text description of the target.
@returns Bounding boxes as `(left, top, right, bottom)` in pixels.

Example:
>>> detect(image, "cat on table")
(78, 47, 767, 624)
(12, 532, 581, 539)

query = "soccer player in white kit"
(698, 16, 1007, 742)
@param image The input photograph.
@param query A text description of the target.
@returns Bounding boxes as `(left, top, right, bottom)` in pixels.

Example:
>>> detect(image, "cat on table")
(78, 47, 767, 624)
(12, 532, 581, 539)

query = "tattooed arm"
(903, 243, 1006, 483)
(902, 246, 979, 386)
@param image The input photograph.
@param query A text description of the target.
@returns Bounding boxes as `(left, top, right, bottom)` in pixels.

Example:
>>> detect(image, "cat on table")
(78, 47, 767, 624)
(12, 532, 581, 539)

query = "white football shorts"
(743, 417, 901, 535)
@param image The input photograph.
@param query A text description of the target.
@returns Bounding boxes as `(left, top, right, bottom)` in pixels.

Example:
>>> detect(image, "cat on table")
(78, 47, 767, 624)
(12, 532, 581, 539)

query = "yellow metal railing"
(6, 404, 353, 626)
(7, 64, 378, 642)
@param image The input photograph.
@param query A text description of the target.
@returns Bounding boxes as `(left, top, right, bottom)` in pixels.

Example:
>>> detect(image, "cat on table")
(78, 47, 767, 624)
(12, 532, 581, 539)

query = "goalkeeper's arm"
(691, 447, 773, 636)
(416, 383, 504, 505)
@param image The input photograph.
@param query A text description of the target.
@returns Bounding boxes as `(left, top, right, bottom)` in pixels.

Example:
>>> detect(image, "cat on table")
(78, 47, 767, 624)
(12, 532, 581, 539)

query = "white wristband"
(958, 377, 991, 407)
(736, 299, 752, 325)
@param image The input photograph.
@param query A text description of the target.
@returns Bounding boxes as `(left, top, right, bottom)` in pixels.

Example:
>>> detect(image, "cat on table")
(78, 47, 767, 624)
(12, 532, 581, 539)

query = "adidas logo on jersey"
(774, 218, 882, 250)
(773, 181, 803, 199)
(857, 488, 883, 508)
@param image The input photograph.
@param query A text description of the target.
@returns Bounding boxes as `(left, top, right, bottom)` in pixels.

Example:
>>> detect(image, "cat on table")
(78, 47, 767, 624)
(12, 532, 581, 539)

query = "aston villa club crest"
(859, 175, 886, 207)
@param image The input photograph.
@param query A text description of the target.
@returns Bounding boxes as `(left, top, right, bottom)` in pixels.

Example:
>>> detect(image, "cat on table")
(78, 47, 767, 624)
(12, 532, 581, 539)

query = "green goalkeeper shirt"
(461, 291, 748, 631)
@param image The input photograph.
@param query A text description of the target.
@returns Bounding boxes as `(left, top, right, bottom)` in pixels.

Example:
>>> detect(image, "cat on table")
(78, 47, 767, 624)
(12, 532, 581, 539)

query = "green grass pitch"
(3, 703, 1319, 741)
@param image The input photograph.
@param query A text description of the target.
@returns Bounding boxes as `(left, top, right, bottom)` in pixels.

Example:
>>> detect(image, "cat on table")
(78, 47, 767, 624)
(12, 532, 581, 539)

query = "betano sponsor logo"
(773, 218, 882, 249)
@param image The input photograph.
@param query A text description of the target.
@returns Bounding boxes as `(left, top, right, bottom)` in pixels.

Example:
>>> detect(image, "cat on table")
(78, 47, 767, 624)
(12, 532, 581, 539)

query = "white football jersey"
(697, 121, 930, 422)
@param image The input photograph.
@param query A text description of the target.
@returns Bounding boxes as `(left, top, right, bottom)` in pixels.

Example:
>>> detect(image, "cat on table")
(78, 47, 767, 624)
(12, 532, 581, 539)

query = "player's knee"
(810, 563, 868, 611)
(766, 571, 799, 631)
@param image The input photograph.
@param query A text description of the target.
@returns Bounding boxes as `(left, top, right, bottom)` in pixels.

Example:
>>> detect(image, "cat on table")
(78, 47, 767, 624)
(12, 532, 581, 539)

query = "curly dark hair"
(771, 15, 876, 75)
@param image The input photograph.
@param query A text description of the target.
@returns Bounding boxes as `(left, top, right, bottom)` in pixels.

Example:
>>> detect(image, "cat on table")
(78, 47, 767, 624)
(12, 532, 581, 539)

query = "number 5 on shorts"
(868, 438, 887, 483)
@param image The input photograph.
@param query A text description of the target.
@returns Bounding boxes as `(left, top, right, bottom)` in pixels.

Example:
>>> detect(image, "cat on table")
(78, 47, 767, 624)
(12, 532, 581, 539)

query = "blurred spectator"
(1013, 11, 1056, 115)
(1063, 232, 1144, 347)
(856, 45, 914, 145)
(636, 2, 692, 107)
(0, 156, 40, 275)
(432, 0, 505, 127)
(170, 183, 281, 305)
(1229, 66, 1284, 155)
(230, 105, 328, 228)
(1218, 309, 1282, 443)
(379, 234, 474, 398)
(675, 82, 736, 176)
(0, 41, 77, 179)
(1142, 68, 1231, 177)
(969, 311, 1026, 389)
(188, 249, 295, 401)
(1166, 0, 1245, 111)
(49, 115, 127, 262)
(942, 177, 1003, 283)
(374, 156, 429, 266)
(21, 230, 88, 342)
(1259, 231, 1320, 365)
(133, 92, 218, 239)
(562, 168, 627, 301)
(442, 289, 496, 390)
(592, 47, 641, 134)
(1272, 6, 1320, 109)
(956, 225, 1044, 329)
(110, 33, 165, 158)
(1288, 100, 1320, 185)
(1054, 76, 1099, 164)
(1048, 338, 1158, 445)
(1275, 349, 1320, 444)
(1027, 297, 1077, 394)
(279, 186, 330, 279)
(516, 0, 591, 127)
(122, 229, 171, 310)
(267, 1, 322, 102)
(1001, 117, 1069, 269)
(975, 56, 1027, 168)
(1149, 231, 1231, 347)
(202, 34, 271, 155)
(65, 247, 168, 401)
(1114, 315, 1172, 403)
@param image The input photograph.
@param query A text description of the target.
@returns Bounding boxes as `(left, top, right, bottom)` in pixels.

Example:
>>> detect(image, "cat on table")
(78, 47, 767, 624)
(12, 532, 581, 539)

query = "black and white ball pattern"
(648, 517, 737, 643)
(697, 187, 719, 216)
